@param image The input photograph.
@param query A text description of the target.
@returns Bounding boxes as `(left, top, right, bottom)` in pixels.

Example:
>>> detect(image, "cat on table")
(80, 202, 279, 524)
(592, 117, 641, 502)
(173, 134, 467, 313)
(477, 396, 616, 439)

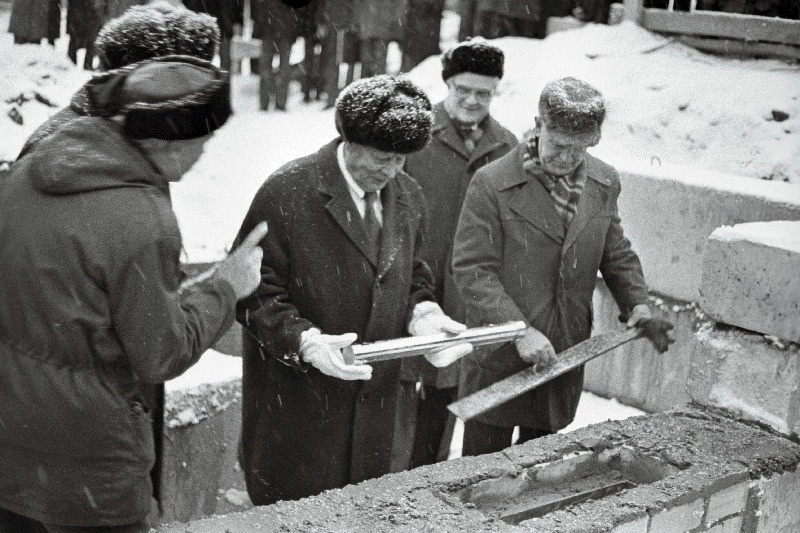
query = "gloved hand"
(625, 304, 675, 353)
(636, 317, 675, 353)
(408, 301, 473, 368)
(299, 329, 372, 380)
(515, 326, 556, 371)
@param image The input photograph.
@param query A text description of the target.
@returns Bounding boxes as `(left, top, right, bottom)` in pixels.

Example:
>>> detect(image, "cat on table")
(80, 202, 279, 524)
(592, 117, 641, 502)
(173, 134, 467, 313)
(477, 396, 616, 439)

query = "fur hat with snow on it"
(441, 38, 504, 81)
(335, 75, 433, 154)
(94, 2, 219, 71)
(87, 55, 231, 140)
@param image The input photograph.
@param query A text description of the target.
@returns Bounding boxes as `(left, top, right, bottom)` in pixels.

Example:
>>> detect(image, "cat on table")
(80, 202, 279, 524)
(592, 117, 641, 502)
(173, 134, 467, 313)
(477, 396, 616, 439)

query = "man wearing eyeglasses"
(394, 39, 517, 471)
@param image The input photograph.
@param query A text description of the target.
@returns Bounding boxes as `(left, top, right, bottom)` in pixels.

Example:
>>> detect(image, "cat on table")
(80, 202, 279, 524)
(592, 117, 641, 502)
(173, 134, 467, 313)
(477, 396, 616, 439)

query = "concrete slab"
(700, 221, 800, 342)
(614, 165, 800, 302)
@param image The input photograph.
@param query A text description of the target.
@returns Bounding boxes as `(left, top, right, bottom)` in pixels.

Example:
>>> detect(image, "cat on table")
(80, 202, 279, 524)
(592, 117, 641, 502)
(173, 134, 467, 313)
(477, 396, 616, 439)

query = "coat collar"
(502, 145, 610, 248)
(431, 102, 507, 165)
(316, 138, 413, 271)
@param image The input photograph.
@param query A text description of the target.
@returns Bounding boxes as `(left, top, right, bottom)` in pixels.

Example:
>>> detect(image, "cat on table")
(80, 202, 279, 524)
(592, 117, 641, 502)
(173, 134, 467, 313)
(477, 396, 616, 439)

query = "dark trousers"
(0, 508, 150, 533)
(462, 420, 552, 457)
(411, 386, 458, 467)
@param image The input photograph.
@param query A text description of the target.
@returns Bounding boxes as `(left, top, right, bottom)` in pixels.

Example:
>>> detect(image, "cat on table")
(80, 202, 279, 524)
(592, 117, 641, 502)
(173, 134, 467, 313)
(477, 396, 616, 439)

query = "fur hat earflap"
(442, 38, 504, 81)
(335, 75, 433, 154)
(95, 2, 219, 71)
(86, 55, 231, 141)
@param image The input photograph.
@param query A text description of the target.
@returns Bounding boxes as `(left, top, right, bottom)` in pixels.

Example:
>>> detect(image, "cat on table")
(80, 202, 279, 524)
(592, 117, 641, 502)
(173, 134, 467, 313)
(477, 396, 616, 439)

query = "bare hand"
(214, 222, 268, 300)
(515, 326, 556, 371)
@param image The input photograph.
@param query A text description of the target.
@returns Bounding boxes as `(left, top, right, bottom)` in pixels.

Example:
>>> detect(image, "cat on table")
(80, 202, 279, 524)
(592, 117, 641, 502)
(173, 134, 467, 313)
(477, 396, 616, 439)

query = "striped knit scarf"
(522, 134, 586, 228)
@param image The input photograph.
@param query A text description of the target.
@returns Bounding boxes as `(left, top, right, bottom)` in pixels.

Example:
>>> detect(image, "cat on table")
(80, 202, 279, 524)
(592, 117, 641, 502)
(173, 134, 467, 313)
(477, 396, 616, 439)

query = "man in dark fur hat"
(17, 1, 220, 160)
(395, 38, 518, 470)
(0, 56, 267, 532)
(233, 75, 471, 505)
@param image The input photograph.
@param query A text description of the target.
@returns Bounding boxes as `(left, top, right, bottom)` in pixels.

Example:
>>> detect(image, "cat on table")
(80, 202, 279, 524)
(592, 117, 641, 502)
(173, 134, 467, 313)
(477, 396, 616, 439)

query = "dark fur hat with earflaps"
(94, 1, 219, 71)
(335, 75, 433, 154)
(441, 38, 504, 82)
(86, 55, 231, 141)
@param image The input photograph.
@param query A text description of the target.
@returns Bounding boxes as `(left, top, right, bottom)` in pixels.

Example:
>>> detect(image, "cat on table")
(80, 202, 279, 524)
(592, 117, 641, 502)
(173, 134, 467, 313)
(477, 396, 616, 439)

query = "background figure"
(183, 0, 245, 72)
(355, 0, 408, 77)
(394, 39, 517, 470)
(400, 0, 445, 72)
(472, 0, 544, 39)
(66, 0, 103, 69)
(300, 1, 325, 102)
(318, 0, 359, 108)
(251, 0, 312, 110)
(8, 0, 60, 45)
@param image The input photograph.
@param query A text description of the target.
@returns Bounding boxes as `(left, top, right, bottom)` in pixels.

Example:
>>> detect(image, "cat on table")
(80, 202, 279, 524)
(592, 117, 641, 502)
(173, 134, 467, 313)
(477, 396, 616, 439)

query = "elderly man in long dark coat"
(395, 39, 517, 469)
(234, 75, 470, 505)
(453, 77, 669, 456)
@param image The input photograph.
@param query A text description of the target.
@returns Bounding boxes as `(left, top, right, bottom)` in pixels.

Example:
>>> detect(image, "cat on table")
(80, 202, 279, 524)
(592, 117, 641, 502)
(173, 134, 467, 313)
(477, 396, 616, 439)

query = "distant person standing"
(394, 39, 517, 469)
(400, 0, 445, 72)
(318, 0, 360, 108)
(452, 77, 674, 457)
(355, 0, 408, 76)
(8, 0, 59, 45)
(0, 55, 266, 533)
(66, 0, 103, 69)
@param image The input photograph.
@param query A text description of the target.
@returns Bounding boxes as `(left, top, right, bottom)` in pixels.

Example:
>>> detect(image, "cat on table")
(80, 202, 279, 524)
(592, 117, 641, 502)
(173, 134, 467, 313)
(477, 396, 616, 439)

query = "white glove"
(408, 301, 473, 368)
(515, 326, 556, 371)
(299, 329, 372, 381)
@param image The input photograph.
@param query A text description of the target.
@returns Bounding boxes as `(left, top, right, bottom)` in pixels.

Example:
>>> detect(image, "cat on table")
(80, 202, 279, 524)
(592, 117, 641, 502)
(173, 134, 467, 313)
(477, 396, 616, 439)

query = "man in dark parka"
(452, 77, 655, 456)
(395, 39, 517, 469)
(235, 75, 470, 505)
(0, 56, 265, 532)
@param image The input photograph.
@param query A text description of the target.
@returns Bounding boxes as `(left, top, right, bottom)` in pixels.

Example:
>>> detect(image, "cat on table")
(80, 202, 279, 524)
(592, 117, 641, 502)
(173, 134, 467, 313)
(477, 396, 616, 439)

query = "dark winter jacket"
(400, 102, 517, 388)
(0, 117, 236, 526)
(452, 146, 649, 430)
(8, 0, 60, 44)
(354, 0, 408, 41)
(234, 138, 435, 504)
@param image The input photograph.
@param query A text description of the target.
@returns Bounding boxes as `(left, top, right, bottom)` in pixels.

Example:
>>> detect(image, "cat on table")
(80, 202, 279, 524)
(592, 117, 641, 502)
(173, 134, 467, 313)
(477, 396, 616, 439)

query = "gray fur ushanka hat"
(335, 75, 433, 154)
(94, 1, 220, 71)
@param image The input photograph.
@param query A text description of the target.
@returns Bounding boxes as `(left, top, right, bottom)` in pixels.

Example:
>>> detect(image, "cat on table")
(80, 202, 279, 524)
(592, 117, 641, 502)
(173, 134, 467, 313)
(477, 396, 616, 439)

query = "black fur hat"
(95, 2, 219, 71)
(335, 75, 433, 154)
(87, 55, 231, 141)
(441, 38, 504, 81)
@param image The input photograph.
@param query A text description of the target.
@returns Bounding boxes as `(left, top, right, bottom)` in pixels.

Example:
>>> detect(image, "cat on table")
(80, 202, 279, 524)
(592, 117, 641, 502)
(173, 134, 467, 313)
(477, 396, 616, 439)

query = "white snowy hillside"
(2, 16, 799, 263)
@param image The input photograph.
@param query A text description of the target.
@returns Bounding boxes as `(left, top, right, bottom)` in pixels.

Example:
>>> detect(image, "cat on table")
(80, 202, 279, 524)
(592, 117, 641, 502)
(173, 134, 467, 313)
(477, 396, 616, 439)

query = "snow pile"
(711, 220, 800, 251)
(0, 39, 91, 161)
(408, 21, 800, 184)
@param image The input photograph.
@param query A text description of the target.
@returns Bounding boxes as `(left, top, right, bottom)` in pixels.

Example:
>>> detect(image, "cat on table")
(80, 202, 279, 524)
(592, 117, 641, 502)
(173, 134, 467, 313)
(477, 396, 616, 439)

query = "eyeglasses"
(451, 84, 496, 103)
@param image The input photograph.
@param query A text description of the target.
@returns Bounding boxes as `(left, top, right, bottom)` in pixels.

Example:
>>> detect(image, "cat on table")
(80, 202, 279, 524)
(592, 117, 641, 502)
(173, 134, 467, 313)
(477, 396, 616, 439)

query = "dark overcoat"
(235, 139, 435, 505)
(400, 102, 517, 388)
(8, 0, 60, 44)
(452, 145, 649, 430)
(354, 0, 408, 41)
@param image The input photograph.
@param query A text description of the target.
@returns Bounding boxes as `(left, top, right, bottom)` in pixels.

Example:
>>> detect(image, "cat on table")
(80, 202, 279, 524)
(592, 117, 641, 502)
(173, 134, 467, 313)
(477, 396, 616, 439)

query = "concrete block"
(614, 165, 800, 302)
(610, 516, 649, 533)
(706, 481, 749, 523)
(648, 498, 704, 533)
(754, 468, 800, 533)
(688, 325, 800, 436)
(700, 221, 800, 343)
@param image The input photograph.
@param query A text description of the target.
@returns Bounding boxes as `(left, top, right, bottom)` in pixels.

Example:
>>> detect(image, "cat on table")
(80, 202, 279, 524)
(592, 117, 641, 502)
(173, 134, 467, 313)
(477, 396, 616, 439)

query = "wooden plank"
(679, 35, 800, 60)
(448, 328, 642, 422)
(643, 9, 800, 46)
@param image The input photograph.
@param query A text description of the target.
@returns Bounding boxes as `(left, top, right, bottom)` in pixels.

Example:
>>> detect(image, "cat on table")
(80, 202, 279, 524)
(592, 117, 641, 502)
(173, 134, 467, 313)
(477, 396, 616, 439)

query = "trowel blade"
(448, 328, 642, 422)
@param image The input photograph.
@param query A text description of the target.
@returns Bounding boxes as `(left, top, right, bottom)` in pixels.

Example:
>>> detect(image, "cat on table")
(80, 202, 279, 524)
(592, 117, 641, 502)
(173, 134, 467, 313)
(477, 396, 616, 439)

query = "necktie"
(363, 191, 381, 256)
